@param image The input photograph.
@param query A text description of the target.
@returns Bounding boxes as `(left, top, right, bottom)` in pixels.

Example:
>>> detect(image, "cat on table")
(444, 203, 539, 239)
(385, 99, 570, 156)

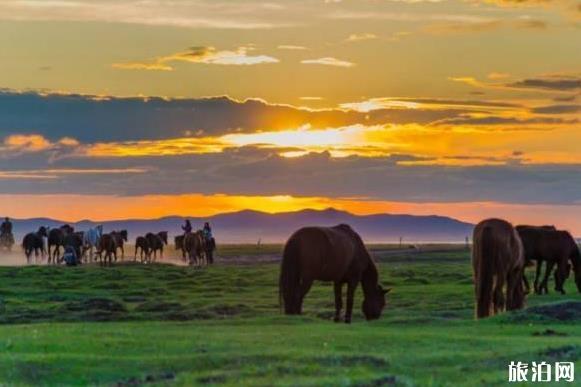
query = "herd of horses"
(12, 219, 581, 322)
(472, 219, 581, 319)
(20, 225, 215, 266)
(279, 220, 581, 323)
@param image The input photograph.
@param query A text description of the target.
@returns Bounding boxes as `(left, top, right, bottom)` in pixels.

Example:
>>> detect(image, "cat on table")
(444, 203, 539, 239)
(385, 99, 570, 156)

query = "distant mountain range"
(6, 208, 474, 243)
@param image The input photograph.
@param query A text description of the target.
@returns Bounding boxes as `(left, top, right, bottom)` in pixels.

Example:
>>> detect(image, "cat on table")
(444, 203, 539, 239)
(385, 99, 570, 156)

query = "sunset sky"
(0, 0, 580, 231)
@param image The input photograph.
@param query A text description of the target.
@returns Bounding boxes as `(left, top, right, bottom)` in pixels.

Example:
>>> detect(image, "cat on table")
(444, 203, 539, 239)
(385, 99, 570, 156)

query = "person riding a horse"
(1, 217, 12, 236)
(203, 222, 213, 239)
(0, 217, 14, 248)
(182, 219, 192, 235)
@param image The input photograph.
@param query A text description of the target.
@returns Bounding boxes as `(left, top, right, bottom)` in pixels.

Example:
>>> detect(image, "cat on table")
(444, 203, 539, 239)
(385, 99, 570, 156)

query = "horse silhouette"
(472, 218, 525, 319)
(279, 224, 390, 323)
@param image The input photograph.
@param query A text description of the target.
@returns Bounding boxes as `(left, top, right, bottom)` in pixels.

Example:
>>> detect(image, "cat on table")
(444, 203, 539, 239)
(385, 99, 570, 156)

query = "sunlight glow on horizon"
(3, 193, 581, 234)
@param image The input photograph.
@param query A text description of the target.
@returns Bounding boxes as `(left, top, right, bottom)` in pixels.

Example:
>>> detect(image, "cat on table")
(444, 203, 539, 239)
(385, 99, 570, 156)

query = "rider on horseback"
(0, 217, 15, 250)
(203, 222, 213, 240)
(0, 217, 12, 236)
(182, 219, 192, 234)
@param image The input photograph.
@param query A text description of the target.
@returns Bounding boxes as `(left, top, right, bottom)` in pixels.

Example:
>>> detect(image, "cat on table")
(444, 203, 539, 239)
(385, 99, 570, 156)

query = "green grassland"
(0, 246, 580, 386)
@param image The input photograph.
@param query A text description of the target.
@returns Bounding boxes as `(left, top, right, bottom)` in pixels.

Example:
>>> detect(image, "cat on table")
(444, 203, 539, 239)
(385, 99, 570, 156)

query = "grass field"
(0, 245, 580, 386)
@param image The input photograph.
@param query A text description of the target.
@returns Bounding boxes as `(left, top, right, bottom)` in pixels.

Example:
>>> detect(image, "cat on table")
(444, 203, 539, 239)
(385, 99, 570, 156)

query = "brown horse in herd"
(96, 233, 117, 265)
(516, 225, 581, 295)
(22, 226, 48, 264)
(111, 230, 128, 260)
(47, 224, 74, 264)
(472, 219, 525, 319)
(145, 231, 168, 261)
(279, 224, 390, 323)
(174, 235, 186, 261)
(134, 236, 151, 263)
(184, 231, 206, 266)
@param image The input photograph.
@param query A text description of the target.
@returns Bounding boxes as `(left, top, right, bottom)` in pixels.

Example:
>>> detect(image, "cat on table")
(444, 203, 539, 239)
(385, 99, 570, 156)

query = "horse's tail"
(475, 225, 495, 319)
(279, 235, 302, 315)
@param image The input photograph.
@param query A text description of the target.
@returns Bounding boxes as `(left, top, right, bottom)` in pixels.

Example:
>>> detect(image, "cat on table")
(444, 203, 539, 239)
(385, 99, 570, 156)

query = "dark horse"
(111, 230, 128, 261)
(47, 224, 74, 264)
(279, 224, 390, 323)
(516, 225, 555, 293)
(96, 233, 117, 265)
(145, 232, 168, 261)
(516, 225, 581, 295)
(174, 235, 186, 262)
(184, 231, 205, 266)
(472, 218, 526, 319)
(134, 236, 151, 263)
(22, 226, 48, 264)
(203, 235, 216, 265)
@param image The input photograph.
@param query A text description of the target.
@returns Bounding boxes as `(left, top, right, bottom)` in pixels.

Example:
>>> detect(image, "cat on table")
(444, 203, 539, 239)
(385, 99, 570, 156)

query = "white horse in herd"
(82, 225, 103, 261)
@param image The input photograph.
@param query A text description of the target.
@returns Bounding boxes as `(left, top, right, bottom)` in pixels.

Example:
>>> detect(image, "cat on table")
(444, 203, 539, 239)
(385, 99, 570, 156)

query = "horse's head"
(60, 224, 74, 234)
(159, 231, 168, 245)
(120, 230, 128, 241)
(38, 226, 48, 237)
(362, 285, 391, 321)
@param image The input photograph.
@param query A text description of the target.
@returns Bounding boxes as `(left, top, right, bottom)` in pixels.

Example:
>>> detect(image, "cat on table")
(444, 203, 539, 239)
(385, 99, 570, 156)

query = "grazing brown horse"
(47, 224, 74, 264)
(516, 225, 555, 293)
(279, 224, 390, 323)
(134, 236, 151, 263)
(472, 218, 526, 319)
(96, 233, 117, 265)
(184, 231, 205, 266)
(22, 226, 48, 264)
(517, 225, 581, 295)
(145, 232, 168, 261)
(111, 230, 128, 261)
(174, 235, 186, 262)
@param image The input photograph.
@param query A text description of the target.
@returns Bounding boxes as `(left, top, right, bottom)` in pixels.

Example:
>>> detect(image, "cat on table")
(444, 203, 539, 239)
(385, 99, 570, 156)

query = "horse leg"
(506, 268, 524, 311)
(297, 277, 313, 315)
(522, 270, 530, 295)
(541, 261, 555, 294)
(493, 276, 506, 315)
(344, 279, 359, 324)
(333, 281, 343, 322)
(555, 260, 567, 294)
(534, 260, 543, 294)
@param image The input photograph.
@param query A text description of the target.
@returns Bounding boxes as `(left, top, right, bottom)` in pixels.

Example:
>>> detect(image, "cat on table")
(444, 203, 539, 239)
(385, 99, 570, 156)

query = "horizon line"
(4, 207, 457, 224)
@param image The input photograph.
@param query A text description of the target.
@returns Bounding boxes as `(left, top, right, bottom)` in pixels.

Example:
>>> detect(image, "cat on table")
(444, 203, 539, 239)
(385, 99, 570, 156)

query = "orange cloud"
(112, 46, 279, 71)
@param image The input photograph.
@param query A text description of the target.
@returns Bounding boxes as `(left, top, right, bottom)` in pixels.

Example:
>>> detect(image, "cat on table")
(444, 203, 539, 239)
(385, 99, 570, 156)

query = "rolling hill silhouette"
(7, 208, 473, 243)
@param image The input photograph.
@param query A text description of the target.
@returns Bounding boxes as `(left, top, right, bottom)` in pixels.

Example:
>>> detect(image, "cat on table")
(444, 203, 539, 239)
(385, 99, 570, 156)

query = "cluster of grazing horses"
(174, 230, 215, 266)
(279, 224, 390, 324)
(279, 221, 580, 323)
(22, 224, 128, 265)
(472, 218, 581, 319)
